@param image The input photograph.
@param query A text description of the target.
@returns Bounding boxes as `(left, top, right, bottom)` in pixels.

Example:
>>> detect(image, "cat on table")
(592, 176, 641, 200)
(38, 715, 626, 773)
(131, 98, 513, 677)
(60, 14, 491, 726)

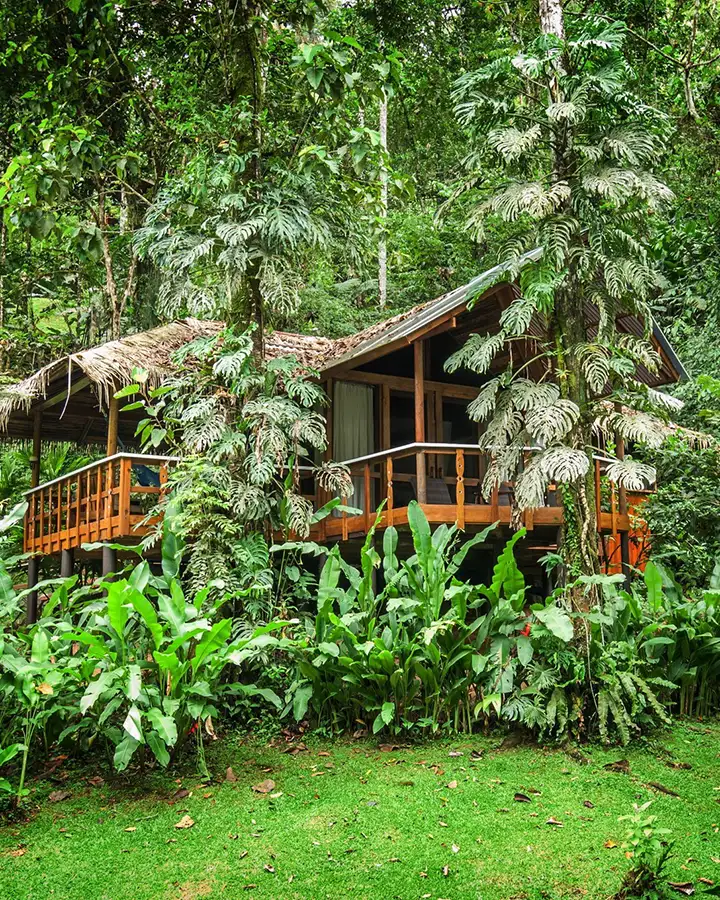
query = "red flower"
(520, 622, 531, 638)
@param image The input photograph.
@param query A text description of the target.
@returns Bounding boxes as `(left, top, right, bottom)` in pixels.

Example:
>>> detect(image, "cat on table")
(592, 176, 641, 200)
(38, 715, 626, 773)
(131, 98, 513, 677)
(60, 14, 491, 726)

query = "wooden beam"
(39, 375, 92, 411)
(106, 396, 119, 457)
(414, 340, 427, 504)
(333, 368, 478, 401)
(31, 409, 42, 488)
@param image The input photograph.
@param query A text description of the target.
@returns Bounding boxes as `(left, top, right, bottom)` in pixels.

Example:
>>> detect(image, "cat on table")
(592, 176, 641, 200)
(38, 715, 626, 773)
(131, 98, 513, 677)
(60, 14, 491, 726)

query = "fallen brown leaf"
(252, 779, 276, 794)
(48, 790, 71, 803)
(604, 759, 630, 773)
(699, 879, 714, 886)
(124, 826, 136, 833)
(646, 782, 680, 798)
(264, 865, 276, 874)
(546, 818, 563, 827)
(583, 800, 595, 809)
(448, 751, 463, 758)
(446, 780, 458, 789)
(225, 767, 237, 783)
(442, 865, 450, 877)
(174, 815, 195, 830)
(8, 848, 26, 858)
(667, 761, 693, 770)
(514, 792, 531, 803)
(87, 776, 105, 788)
(668, 882, 694, 896)
(172, 788, 190, 801)
(605, 840, 618, 849)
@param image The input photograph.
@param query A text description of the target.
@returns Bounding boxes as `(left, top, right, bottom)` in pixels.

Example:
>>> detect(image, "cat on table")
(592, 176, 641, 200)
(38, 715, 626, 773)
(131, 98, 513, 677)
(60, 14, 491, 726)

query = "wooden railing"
(311, 443, 646, 542)
(24, 454, 176, 555)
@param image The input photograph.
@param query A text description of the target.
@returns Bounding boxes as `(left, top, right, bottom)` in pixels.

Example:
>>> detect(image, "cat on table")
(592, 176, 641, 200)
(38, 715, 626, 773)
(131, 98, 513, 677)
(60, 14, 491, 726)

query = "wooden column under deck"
(413, 340, 427, 503)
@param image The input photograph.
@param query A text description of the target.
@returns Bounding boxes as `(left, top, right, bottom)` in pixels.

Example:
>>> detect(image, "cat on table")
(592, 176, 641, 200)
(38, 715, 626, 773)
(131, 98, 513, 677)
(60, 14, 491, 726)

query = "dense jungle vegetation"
(4, 2, 720, 896)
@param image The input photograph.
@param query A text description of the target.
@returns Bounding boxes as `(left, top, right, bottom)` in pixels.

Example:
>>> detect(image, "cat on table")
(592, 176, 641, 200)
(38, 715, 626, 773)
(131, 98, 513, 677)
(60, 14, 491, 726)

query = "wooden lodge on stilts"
(0, 261, 689, 620)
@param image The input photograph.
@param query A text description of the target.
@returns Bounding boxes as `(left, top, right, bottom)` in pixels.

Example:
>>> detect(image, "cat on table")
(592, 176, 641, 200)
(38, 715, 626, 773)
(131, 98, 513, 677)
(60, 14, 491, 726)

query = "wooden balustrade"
(24, 453, 175, 556)
(309, 443, 645, 542)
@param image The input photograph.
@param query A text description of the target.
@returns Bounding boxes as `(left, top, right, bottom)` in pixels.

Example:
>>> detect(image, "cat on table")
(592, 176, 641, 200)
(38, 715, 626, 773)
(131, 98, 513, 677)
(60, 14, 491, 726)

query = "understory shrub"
(280, 503, 692, 742)
(0, 512, 287, 803)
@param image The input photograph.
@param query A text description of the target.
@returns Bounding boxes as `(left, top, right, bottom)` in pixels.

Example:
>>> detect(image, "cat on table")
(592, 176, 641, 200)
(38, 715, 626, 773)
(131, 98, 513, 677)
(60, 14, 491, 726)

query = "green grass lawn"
(2, 721, 720, 900)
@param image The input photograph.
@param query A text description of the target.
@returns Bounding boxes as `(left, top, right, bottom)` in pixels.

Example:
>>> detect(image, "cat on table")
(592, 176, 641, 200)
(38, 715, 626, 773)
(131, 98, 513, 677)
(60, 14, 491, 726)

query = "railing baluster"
(342, 493, 349, 541)
(456, 448, 465, 529)
(594, 458, 601, 522)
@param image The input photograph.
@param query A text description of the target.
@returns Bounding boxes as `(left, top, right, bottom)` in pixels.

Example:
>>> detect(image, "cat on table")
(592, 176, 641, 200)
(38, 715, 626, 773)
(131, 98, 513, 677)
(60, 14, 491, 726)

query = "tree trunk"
(378, 92, 388, 307)
(539, 0, 601, 588)
(539, 0, 565, 38)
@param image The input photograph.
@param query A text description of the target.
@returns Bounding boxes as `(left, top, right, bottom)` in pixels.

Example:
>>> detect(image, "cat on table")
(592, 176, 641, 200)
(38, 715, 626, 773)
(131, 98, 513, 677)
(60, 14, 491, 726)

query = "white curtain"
(333, 381, 374, 512)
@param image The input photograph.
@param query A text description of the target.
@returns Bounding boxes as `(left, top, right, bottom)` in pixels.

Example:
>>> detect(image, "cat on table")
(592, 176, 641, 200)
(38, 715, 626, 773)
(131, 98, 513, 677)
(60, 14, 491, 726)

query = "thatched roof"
(0, 319, 224, 430)
(0, 260, 688, 442)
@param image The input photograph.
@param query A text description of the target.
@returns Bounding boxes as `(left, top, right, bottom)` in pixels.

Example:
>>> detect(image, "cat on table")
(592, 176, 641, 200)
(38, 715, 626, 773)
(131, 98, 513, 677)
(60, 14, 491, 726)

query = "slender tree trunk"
(378, 92, 388, 307)
(539, 0, 565, 38)
(539, 0, 601, 588)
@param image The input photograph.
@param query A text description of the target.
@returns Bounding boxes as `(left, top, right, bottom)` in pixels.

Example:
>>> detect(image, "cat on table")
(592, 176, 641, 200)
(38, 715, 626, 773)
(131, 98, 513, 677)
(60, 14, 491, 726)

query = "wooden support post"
(31, 409, 42, 488)
(60, 549, 74, 579)
(26, 556, 39, 624)
(106, 395, 119, 457)
(380, 383, 390, 500)
(456, 448, 465, 529)
(102, 546, 117, 578)
(435, 392, 444, 477)
(414, 340, 427, 504)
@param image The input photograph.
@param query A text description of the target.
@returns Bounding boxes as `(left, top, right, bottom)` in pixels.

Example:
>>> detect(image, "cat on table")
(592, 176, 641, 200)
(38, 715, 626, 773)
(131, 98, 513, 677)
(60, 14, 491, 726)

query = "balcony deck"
(22, 445, 647, 567)
(310, 443, 644, 547)
(23, 453, 175, 556)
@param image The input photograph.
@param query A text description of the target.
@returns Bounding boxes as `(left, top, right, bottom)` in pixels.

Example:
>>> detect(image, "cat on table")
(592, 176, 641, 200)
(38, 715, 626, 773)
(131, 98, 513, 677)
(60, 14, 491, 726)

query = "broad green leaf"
(147, 731, 170, 767)
(113, 735, 140, 772)
(643, 561, 664, 612)
(490, 529, 526, 604)
(192, 618, 232, 673)
(106, 581, 130, 637)
(407, 501, 432, 563)
(30, 629, 49, 664)
(517, 635, 534, 666)
(128, 589, 163, 649)
(380, 700, 395, 725)
(127, 665, 142, 701)
(81, 670, 119, 714)
(533, 605, 573, 642)
(123, 704, 144, 742)
(146, 708, 178, 746)
(293, 683, 313, 720)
